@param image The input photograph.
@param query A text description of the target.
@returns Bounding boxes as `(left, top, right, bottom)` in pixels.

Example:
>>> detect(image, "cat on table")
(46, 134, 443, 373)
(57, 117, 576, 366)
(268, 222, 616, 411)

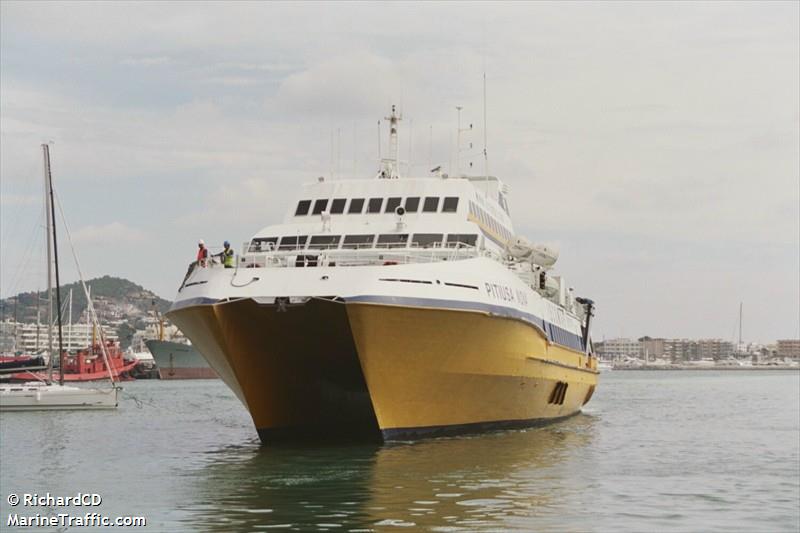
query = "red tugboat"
(10, 341, 138, 382)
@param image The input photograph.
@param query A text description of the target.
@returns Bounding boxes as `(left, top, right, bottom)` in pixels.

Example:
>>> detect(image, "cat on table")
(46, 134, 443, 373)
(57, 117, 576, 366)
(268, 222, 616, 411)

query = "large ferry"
(168, 107, 598, 442)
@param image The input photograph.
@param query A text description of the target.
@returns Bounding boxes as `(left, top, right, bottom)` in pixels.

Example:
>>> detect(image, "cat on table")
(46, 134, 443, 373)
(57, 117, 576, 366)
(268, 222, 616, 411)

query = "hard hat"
(198, 239, 205, 245)
(224, 240, 230, 247)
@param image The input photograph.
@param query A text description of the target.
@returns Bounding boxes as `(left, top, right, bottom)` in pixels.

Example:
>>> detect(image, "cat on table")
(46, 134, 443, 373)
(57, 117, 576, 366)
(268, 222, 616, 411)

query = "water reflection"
(179, 414, 596, 531)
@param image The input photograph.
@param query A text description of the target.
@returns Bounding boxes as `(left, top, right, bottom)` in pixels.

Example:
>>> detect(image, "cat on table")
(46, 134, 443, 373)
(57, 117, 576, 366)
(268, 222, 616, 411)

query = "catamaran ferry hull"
(167, 294, 597, 442)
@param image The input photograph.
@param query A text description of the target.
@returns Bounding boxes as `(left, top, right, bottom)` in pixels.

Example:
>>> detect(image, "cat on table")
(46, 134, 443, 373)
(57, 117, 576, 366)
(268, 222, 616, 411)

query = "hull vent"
(548, 381, 568, 405)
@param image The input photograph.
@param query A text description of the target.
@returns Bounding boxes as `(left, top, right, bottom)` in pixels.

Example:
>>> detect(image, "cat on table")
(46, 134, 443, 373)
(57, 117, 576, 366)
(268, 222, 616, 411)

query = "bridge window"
(442, 197, 459, 213)
(422, 197, 439, 213)
(312, 199, 329, 215)
(249, 237, 278, 252)
(330, 198, 347, 214)
(308, 235, 341, 249)
(404, 197, 420, 212)
(377, 234, 409, 248)
(278, 235, 308, 251)
(367, 198, 384, 213)
(385, 197, 402, 213)
(348, 198, 365, 214)
(295, 200, 311, 216)
(446, 234, 477, 247)
(342, 234, 375, 249)
(411, 233, 443, 248)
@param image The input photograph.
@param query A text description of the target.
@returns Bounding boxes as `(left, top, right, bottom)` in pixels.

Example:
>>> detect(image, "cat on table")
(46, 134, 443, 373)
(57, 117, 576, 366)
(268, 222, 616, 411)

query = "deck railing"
(236, 245, 484, 269)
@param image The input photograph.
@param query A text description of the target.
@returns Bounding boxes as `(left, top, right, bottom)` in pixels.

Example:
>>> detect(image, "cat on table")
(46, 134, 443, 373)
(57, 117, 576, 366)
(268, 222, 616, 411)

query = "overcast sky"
(1, 1, 798, 343)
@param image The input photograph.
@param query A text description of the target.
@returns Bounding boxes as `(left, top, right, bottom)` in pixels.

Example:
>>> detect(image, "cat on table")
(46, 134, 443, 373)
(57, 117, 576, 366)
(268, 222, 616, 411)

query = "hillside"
(0, 276, 171, 348)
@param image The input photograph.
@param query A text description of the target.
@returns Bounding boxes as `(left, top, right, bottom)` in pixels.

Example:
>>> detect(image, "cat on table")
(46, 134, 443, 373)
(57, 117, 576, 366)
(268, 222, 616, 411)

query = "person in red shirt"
(197, 239, 208, 267)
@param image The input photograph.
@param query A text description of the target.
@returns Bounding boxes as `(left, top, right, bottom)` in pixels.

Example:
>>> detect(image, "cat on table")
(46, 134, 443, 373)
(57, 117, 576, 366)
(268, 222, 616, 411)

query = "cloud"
(0, 2, 797, 340)
(120, 56, 171, 67)
(0, 194, 39, 206)
(72, 222, 147, 246)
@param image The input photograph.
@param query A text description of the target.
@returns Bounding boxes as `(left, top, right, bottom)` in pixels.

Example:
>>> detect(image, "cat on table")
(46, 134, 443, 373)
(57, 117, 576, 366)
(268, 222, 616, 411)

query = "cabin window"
(422, 197, 439, 213)
(312, 199, 329, 215)
(377, 234, 409, 248)
(446, 234, 478, 247)
(404, 197, 420, 213)
(308, 235, 341, 249)
(249, 237, 278, 252)
(295, 200, 311, 216)
(278, 235, 309, 250)
(348, 198, 365, 214)
(442, 197, 459, 213)
(330, 198, 347, 214)
(385, 197, 402, 213)
(367, 198, 384, 213)
(411, 233, 443, 248)
(342, 234, 375, 249)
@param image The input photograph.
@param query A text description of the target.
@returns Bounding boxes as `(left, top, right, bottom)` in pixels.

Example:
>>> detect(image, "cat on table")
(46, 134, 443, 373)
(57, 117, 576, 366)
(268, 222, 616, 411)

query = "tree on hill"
(0, 276, 171, 324)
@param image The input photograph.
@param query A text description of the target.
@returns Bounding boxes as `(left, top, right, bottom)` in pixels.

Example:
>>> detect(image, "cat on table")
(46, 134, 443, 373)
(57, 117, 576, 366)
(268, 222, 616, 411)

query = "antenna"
(455, 106, 462, 174)
(408, 118, 413, 177)
(337, 128, 341, 179)
(377, 105, 402, 179)
(353, 122, 357, 178)
(483, 71, 489, 189)
(376, 120, 381, 165)
(429, 124, 433, 170)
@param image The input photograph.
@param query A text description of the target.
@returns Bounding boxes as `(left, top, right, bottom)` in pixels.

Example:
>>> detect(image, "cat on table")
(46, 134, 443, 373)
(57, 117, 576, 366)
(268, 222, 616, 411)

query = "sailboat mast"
(43, 145, 55, 383)
(738, 302, 743, 351)
(43, 144, 66, 385)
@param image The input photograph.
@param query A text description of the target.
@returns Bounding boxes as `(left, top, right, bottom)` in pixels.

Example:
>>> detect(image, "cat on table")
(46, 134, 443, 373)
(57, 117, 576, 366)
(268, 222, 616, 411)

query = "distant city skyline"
(1, 2, 798, 342)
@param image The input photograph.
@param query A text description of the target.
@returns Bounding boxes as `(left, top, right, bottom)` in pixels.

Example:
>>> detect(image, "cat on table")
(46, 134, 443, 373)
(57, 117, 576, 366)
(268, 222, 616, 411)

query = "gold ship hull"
(167, 298, 598, 442)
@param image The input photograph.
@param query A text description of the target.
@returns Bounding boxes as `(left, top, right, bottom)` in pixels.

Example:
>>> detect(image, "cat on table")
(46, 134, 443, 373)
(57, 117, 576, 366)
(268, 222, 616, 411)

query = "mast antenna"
(483, 72, 490, 188)
(455, 106, 462, 175)
(377, 105, 402, 179)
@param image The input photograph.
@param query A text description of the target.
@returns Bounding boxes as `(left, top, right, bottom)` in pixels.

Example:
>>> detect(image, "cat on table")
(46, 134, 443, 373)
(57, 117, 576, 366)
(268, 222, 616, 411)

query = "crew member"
(217, 240, 234, 268)
(197, 239, 209, 267)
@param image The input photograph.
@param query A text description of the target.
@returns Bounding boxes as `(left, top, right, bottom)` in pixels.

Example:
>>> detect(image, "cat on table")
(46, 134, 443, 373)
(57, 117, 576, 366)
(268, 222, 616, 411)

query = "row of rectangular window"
(249, 233, 478, 252)
(295, 196, 460, 216)
(468, 200, 513, 243)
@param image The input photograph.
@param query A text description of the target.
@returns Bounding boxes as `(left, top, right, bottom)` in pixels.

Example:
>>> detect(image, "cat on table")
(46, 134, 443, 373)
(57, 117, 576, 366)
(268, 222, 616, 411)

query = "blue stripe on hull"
(169, 294, 586, 353)
(381, 413, 581, 441)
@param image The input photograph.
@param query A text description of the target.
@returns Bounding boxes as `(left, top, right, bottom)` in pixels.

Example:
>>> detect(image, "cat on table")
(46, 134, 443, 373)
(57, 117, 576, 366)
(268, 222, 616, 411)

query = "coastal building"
(697, 339, 734, 360)
(598, 338, 640, 360)
(664, 338, 698, 362)
(639, 337, 665, 360)
(776, 339, 800, 360)
(0, 320, 117, 354)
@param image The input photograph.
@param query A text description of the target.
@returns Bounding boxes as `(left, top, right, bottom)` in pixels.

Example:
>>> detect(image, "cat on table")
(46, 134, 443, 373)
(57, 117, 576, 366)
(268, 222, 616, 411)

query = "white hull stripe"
(169, 294, 585, 352)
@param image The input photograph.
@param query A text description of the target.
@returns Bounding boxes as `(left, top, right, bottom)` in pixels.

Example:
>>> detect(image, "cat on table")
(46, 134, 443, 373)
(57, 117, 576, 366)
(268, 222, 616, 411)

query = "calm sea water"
(1, 371, 798, 532)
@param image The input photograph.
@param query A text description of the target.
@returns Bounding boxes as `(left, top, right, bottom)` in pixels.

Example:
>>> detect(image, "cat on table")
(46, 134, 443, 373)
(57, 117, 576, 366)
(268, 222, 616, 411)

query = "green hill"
(0, 276, 171, 348)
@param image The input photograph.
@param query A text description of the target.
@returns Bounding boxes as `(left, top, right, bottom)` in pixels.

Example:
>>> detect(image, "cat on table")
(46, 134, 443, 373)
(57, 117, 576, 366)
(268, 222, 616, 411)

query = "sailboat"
(0, 145, 119, 411)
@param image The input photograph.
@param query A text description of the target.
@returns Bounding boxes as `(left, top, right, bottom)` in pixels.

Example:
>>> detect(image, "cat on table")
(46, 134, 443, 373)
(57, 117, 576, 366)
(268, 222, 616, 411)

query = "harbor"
(1, 371, 798, 531)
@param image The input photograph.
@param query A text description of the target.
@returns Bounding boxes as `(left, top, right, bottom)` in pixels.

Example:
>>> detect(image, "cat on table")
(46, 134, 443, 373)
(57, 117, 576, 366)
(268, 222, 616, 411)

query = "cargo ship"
(146, 339, 218, 379)
(168, 107, 598, 442)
